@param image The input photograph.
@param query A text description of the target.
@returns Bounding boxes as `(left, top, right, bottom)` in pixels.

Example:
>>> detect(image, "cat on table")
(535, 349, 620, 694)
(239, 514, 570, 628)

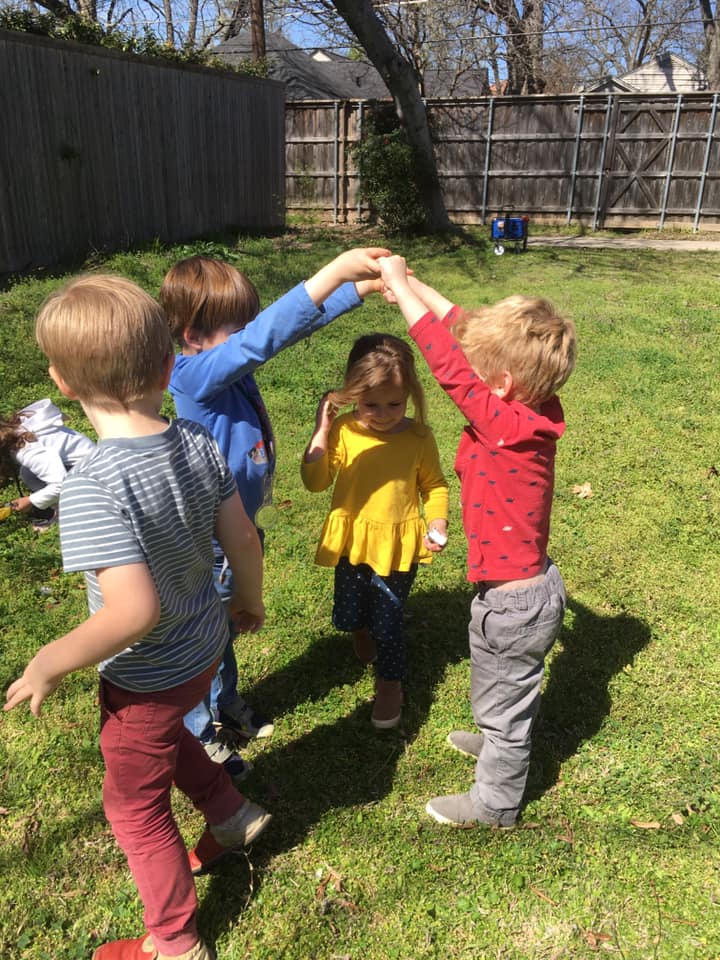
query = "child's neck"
(82, 395, 168, 440)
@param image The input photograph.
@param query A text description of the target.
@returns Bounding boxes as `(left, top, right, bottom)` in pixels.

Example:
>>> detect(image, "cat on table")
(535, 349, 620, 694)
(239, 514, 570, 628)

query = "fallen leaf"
(707, 465, 719, 478)
(671, 812, 684, 825)
(630, 819, 661, 829)
(572, 482, 594, 499)
(584, 930, 611, 948)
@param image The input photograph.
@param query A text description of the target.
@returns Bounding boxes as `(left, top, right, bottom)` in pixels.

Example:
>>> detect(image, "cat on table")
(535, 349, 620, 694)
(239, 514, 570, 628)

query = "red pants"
(99, 660, 244, 955)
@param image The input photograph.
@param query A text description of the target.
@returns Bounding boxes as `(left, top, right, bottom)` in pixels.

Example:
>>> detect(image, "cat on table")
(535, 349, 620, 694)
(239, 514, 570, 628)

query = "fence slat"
(286, 93, 720, 231)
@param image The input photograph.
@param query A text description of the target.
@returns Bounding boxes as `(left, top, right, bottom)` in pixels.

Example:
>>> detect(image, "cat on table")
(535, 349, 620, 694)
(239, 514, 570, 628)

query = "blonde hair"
(35, 274, 174, 408)
(450, 296, 576, 406)
(329, 333, 427, 423)
(159, 256, 260, 346)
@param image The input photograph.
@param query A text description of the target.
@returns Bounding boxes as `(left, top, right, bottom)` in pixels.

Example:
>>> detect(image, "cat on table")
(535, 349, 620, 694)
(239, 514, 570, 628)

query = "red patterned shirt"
(410, 307, 565, 582)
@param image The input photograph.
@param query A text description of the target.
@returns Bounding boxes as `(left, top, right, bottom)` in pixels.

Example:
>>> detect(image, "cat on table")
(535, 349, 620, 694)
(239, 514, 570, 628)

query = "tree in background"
(267, 0, 710, 91)
(544, 0, 703, 90)
(328, 0, 450, 230)
(699, 0, 720, 86)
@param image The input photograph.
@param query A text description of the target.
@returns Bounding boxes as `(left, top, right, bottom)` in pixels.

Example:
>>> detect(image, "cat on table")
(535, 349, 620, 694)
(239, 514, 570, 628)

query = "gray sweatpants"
(468, 561, 566, 825)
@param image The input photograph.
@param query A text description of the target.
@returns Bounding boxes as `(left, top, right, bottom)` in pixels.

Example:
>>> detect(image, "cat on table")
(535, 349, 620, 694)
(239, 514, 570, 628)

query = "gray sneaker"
(203, 739, 253, 782)
(425, 791, 516, 830)
(447, 730, 483, 759)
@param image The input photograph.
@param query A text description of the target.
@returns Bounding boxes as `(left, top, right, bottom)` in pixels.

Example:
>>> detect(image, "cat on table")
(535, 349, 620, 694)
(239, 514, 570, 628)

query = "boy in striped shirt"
(4, 275, 269, 960)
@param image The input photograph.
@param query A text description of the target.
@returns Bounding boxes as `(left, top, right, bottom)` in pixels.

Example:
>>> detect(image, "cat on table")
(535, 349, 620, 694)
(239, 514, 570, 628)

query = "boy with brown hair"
(379, 256, 576, 830)
(159, 248, 388, 777)
(5, 274, 271, 960)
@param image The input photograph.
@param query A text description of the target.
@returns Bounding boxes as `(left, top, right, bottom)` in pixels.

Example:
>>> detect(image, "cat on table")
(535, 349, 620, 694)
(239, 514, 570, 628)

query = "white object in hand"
(427, 528, 447, 547)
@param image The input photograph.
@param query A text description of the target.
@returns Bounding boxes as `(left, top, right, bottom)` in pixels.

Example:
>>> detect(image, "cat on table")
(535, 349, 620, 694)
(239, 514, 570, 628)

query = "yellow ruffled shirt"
(301, 413, 449, 576)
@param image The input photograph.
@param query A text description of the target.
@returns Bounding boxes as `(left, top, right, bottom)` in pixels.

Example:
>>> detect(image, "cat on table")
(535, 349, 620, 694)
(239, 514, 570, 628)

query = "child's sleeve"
(14, 442, 70, 510)
(418, 429, 449, 524)
(59, 474, 145, 576)
(171, 282, 363, 404)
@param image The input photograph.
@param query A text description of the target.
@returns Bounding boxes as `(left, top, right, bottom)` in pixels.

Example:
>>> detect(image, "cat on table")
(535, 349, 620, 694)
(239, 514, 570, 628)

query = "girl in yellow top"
(302, 333, 449, 729)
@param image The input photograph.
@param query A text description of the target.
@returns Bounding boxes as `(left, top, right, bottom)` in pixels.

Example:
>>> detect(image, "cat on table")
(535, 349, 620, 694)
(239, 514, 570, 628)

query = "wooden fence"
(0, 30, 286, 275)
(286, 93, 720, 231)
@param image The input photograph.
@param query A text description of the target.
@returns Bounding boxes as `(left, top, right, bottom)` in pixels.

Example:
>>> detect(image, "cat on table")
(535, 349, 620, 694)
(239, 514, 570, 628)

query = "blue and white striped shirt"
(59, 419, 236, 691)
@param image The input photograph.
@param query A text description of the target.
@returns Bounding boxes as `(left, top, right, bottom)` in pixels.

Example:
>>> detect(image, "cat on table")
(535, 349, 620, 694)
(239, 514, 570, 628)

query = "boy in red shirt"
(379, 256, 576, 829)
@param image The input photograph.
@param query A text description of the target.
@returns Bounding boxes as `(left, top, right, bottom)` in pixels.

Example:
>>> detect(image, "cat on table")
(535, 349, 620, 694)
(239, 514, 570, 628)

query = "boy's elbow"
(134, 593, 161, 639)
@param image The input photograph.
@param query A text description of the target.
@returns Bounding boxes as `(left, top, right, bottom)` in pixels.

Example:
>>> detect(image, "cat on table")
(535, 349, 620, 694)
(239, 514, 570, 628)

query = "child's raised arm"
(380, 257, 455, 327)
(379, 256, 432, 329)
(303, 393, 338, 465)
(305, 247, 390, 306)
(405, 276, 454, 321)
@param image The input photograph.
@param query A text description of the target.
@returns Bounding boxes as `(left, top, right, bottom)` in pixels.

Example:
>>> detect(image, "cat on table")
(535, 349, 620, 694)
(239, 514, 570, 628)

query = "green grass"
(1, 228, 719, 960)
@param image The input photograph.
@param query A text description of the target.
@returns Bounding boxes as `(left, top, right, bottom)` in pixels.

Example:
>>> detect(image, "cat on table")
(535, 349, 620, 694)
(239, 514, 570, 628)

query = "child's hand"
(333, 247, 391, 283)
(230, 601, 265, 635)
(315, 392, 338, 434)
(5, 656, 60, 717)
(355, 276, 385, 299)
(378, 255, 410, 294)
(424, 520, 448, 553)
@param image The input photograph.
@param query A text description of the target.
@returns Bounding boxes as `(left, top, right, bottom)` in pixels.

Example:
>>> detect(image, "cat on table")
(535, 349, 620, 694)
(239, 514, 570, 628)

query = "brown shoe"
(371, 678, 402, 729)
(188, 799, 272, 874)
(93, 936, 215, 960)
(93, 935, 157, 960)
(93, 933, 215, 960)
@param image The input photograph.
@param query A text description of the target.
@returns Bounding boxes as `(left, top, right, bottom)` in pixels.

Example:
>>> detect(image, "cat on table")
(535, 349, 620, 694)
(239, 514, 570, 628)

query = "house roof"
(214, 31, 488, 100)
(582, 52, 705, 94)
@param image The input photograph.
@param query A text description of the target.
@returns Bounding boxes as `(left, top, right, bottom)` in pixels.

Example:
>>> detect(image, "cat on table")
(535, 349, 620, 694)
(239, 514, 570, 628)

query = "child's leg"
(183, 668, 221, 744)
(369, 567, 417, 727)
(333, 558, 376, 664)
(100, 662, 242, 956)
(468, 563, 566, 822)
(213, 563, 274, 740)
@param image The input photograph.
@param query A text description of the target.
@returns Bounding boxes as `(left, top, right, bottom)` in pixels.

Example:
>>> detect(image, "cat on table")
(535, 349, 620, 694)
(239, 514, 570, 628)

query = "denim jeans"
(183, 559, 238, 743)
(468, 560, 566, 824)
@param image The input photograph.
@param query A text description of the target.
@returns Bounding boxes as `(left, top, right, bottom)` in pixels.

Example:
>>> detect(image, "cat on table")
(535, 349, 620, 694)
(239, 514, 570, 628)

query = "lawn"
(1, 228, 719, 960)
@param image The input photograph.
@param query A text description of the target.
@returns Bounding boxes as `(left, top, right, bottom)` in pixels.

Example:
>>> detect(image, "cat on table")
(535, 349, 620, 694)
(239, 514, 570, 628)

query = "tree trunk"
(330, 0, 451, 231)
(700, 0, 720, 88)
(251, 0, 267, 58)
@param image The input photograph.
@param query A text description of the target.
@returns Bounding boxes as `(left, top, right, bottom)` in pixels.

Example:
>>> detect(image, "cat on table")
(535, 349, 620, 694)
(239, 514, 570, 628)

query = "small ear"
(48, 365, 78, 400)
(183, 326, 203, 351)
(491, 370, 514, 400)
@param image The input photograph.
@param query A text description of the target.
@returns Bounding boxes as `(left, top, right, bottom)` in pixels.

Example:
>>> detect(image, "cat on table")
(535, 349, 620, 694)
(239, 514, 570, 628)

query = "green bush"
(351, 115, 429, 235)
(0, 8, 267, 77)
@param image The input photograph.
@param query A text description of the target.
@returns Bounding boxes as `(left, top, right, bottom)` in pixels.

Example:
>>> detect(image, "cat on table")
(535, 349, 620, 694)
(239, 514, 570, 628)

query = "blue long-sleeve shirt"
(170, 280, 362, 524)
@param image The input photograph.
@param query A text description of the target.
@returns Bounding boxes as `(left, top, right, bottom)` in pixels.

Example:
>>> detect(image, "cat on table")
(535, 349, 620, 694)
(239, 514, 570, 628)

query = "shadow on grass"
(526, 595, 652, 805)
(197, 582, 472, 946)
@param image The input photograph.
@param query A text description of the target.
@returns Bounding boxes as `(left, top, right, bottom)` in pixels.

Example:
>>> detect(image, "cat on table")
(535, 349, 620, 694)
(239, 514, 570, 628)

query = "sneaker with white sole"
(203, 739, 252, 782)
(92, 933, 215, 960)
(447, 730, 484, 759)
(425, 791, 517, 830)
(188, 799, 272, 874)
(217, 698, 274, 739)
